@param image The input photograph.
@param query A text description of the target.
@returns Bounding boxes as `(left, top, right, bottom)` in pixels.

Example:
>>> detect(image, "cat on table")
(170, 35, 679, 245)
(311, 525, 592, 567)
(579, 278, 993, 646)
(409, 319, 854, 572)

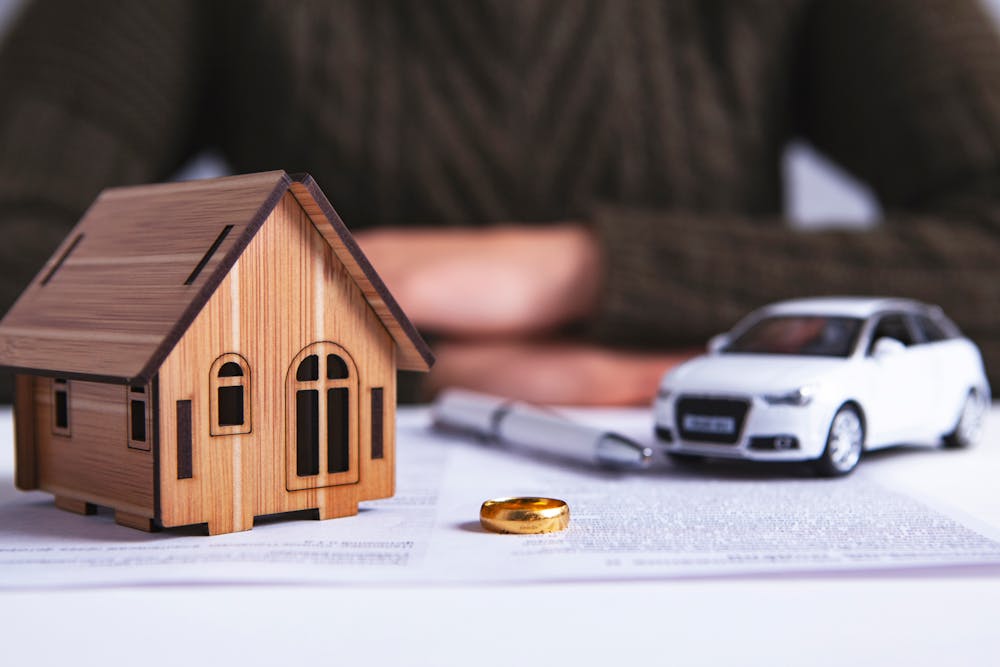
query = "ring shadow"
(456, 520, 488, 534)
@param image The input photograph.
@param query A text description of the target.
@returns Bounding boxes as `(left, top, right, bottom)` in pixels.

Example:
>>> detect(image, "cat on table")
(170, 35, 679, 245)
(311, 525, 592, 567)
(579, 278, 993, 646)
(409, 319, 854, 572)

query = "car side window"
(912, 314, 949, 343)
(867, 313, 915, 355)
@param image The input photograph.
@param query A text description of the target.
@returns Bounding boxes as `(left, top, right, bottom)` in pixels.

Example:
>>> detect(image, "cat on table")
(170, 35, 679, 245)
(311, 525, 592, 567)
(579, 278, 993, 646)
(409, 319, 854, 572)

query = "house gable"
(288, 176, 434, 372)
(155, 191, 399, 532)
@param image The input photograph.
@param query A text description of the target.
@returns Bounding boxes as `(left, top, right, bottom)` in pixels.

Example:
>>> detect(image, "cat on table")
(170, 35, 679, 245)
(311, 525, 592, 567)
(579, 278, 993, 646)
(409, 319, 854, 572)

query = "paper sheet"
(2, 406, 1000, 589)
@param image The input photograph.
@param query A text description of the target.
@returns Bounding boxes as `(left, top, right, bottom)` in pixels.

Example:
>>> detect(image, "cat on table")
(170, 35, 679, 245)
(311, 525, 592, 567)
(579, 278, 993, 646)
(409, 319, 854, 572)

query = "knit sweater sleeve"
(0, 0, 212, 401)
(587, 0, 1000, 384)
(0, 0, 212, 303)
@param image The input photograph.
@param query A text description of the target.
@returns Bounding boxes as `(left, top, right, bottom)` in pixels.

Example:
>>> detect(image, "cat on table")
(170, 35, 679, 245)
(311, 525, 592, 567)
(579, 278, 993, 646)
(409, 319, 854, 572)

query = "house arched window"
(210, 353, 251, 436)
(285, 342, 359, 490)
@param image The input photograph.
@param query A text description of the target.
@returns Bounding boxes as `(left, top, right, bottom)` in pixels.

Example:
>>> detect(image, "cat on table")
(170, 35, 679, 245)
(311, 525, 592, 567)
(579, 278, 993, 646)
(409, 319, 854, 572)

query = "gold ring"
(479, 497, 570, 534)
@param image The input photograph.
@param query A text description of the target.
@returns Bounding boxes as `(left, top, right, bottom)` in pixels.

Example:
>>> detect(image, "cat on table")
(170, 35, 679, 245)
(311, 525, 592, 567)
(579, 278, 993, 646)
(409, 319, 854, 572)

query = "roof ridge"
(0, 170, 433, 383)
(134, 171, 293, 382)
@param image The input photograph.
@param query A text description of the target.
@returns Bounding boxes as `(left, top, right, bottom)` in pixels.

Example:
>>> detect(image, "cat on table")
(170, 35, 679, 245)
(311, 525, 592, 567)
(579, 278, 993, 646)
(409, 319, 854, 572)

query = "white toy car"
(653, 297, 990, 476)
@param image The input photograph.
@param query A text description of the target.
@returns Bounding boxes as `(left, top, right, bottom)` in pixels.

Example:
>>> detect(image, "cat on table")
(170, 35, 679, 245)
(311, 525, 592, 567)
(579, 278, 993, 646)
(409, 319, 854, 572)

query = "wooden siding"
(156, 192, 397, 535)
(13, 375, 38, 490)
(289, 177, 433, 372)
(31, 378, 155, 517)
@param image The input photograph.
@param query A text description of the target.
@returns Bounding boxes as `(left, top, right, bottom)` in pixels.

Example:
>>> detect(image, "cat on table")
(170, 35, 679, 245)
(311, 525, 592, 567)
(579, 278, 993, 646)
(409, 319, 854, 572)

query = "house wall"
(13, 374, 37, 490)
(156, 192, 397, 535)
(24, 376, 155, 517)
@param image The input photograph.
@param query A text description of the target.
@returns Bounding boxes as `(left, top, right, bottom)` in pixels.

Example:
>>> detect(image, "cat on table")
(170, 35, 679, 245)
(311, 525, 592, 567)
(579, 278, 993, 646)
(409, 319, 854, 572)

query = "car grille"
(675, 396, 750, 444)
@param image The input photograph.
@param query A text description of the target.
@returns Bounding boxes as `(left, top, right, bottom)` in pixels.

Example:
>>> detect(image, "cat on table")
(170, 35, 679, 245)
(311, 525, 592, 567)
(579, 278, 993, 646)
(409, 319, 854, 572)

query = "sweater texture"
(2, 0, 1000, 402)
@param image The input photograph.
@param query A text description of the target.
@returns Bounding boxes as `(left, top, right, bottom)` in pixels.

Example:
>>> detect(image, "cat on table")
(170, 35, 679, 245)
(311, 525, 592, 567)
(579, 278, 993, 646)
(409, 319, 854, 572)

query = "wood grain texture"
(115, 510, 156, 532)
(54, 496, 96, 515)
(34, 379, 155, 518)
(284, 342, 360, 491)
(156, 193, 397, 535)
(0, 171, 290, 383)
(0, 171, 432, 382)
(0, 171, 427, 534)
(289, 176, 434, 372)
(50, 379, 71, 437)
(127, 385, 152, 451)
(13, 374, 38, 490)
(209, 353, 252, 436)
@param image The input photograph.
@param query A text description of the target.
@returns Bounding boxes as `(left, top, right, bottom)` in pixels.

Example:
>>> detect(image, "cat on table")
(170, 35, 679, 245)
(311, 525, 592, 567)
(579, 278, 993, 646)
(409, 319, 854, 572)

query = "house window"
(371, 387, 384, 459)
(294, 353, 351, 475)
(286, 343, 359, 490)
(52, 379, 71, 436)
(210, 354, 252, 436)
(128, 385, 150, 451)
(176, 400, 193, 479)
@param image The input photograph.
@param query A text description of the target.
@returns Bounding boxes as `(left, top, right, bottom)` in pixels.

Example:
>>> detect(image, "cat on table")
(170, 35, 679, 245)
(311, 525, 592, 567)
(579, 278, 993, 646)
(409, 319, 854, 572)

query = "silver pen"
(431, 389, 654, 469)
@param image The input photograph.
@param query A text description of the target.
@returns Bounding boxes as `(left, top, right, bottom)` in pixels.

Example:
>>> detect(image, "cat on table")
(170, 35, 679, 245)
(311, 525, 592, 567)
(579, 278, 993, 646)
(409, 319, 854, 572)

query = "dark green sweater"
(2, 0, 1000, 402)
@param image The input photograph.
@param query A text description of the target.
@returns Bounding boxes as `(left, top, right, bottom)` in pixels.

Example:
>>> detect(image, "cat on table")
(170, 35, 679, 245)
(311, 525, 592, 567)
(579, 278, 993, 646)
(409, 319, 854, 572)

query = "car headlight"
(763, 386, 816, 407)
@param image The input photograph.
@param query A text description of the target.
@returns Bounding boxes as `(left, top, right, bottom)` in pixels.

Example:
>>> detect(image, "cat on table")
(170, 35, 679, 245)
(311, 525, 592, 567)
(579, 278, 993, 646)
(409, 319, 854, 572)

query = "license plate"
(683, 414, 736, 434)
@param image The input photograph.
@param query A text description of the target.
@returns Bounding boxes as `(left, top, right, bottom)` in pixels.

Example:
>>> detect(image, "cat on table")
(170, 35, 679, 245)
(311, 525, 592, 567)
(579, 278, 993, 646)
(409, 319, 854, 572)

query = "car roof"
(756, 297, 931, 319)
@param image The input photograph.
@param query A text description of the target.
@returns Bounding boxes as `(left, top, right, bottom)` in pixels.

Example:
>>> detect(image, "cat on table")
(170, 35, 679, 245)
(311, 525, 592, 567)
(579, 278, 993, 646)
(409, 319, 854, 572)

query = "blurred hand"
(355, 224, 602, 337)
(357, 224, 696, 405)
(426, 340, 701, 406)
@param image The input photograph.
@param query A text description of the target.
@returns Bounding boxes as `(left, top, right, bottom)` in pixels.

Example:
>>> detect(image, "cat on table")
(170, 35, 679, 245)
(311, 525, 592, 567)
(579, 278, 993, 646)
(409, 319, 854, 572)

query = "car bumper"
(654, 395, 833, 462)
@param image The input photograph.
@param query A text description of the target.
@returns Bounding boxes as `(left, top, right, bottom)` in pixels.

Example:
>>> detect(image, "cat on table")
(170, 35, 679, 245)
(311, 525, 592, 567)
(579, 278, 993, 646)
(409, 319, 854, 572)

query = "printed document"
(2, 407, 1000, 589)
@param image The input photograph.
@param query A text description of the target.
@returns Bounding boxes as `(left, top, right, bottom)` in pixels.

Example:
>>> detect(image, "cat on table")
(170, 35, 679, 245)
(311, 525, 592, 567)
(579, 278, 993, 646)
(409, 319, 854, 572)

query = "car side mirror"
(708, 334, 730, 354)
(872, 337, 906, 359)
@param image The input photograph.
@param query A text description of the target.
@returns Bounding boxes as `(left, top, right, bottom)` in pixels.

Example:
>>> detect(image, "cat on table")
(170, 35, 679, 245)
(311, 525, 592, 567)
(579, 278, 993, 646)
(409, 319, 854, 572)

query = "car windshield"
(723, 315, 864, 358)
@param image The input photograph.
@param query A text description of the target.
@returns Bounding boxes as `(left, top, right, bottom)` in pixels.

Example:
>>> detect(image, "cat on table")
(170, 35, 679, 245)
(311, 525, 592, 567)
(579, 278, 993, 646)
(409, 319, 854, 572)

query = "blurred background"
(2, 0, 999, 230)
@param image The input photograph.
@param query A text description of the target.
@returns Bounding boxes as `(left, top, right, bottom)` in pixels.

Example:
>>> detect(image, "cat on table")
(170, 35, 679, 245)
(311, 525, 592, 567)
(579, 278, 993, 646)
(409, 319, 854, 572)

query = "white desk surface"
(3, 405, 1000, 667)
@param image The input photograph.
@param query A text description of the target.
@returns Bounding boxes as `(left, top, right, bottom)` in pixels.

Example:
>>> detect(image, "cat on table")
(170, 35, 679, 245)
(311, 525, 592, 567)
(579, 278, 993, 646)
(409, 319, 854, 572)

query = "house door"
(285, 342, 360, 490)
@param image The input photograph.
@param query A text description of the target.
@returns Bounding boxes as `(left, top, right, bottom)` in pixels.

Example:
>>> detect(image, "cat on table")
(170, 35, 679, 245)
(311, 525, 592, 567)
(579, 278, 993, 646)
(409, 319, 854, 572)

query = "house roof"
(0, 171, 434, 384)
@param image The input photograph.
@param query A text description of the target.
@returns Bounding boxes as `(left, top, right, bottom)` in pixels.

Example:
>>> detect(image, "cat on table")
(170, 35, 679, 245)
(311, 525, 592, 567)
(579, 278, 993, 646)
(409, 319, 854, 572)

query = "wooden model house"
(0, 171, 433, 535)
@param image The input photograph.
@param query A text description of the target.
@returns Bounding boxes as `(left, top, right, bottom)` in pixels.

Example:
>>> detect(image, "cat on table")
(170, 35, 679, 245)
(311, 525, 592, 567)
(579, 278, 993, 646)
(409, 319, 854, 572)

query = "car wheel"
(944, 389, 986, 448)
(815, 405, 864, 477)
